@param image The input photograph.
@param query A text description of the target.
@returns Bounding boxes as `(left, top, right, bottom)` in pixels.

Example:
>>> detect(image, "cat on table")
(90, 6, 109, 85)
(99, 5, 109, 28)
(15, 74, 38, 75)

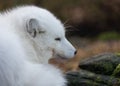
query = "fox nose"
(74, 50, 77, 55)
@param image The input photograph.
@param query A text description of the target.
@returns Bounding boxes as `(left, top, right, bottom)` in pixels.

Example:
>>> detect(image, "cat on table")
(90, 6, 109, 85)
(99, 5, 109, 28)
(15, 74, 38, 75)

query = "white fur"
(0, 6, 76, 86)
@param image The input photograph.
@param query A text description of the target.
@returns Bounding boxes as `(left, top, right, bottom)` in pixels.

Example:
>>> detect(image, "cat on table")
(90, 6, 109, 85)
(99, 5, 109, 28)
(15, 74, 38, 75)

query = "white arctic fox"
(0, 6, 77, 86)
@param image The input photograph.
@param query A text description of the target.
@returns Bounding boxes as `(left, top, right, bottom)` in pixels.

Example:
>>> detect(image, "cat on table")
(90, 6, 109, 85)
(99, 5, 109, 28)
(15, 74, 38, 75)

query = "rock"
(112, 64, 120, 77)
(66, 69, 120, 86)
(66, 53, 120, 86)
(79, 53, 120, 76)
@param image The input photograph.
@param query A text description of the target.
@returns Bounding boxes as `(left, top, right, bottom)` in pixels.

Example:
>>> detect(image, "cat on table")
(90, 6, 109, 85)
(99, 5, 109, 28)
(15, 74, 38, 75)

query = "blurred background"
(1, 0, 120, 72)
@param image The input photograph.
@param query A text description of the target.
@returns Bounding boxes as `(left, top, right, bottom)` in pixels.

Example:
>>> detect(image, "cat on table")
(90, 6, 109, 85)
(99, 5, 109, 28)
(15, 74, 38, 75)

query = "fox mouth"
(56, 54, 69, 60)
(51, 50, 69, 63)
(51, 54, 70, 64)
(52, 50, 68, 60)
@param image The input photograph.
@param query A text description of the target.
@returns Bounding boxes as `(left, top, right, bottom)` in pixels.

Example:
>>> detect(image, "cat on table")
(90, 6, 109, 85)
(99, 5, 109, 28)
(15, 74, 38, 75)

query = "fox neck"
(19, 33, 53, 64)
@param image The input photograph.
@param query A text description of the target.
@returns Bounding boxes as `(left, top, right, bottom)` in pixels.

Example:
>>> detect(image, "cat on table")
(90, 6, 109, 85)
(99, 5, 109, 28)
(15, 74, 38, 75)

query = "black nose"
(74, 50, 77, 55)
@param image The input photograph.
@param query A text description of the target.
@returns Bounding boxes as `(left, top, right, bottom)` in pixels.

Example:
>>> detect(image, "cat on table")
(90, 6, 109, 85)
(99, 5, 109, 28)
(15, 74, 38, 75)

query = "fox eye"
(55, 38, 61, 41)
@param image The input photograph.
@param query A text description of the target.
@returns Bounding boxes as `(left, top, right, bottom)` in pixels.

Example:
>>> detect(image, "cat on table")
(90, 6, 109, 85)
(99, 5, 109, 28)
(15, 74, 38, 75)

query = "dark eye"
(55, 38, 61, 41)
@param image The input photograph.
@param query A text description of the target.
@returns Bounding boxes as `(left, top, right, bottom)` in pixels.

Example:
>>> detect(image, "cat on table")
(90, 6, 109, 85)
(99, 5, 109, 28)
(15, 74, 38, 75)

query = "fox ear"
(26, 18, 39, 37)
(26, 18, 45, 38)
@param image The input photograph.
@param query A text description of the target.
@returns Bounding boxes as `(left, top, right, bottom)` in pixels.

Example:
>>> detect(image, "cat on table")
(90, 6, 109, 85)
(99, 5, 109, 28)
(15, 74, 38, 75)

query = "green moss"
(98, 32, 120, 41)
(95, 61, 114, 74)
(116, 53, 120, 57)
(103, 62, 113, 72)
(108, 77, 114, 85)
(96, 76, 102, 82)
(86, 80, 98, 86)
(112, 64, 120, 76)
(118, 79, 120, 84)
(108, 77, 120, 85)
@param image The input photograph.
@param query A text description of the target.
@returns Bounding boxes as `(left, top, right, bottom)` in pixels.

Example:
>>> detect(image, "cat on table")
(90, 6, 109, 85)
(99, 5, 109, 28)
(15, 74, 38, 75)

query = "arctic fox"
(0, 6, 76, 86)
